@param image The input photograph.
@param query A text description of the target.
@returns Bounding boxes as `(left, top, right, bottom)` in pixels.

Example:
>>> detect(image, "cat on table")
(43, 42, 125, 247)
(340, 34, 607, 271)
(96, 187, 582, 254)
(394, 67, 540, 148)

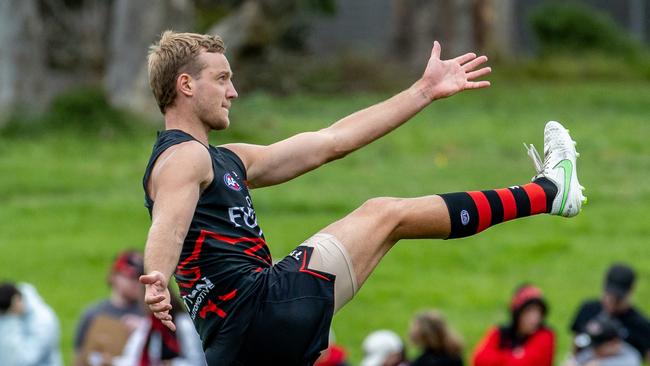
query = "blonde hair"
(412, 310, 463, 355)
(147, 30, 226, 114)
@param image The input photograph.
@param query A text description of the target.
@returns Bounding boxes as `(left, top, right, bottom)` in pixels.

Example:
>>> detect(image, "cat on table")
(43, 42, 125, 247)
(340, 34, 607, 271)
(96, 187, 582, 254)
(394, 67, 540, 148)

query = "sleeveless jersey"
(143, 130, 272, 348)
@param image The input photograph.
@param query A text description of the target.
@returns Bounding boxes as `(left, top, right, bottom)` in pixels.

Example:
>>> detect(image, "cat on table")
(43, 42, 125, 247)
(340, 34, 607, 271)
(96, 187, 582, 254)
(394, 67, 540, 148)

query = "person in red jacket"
(472, 284, 555, 366)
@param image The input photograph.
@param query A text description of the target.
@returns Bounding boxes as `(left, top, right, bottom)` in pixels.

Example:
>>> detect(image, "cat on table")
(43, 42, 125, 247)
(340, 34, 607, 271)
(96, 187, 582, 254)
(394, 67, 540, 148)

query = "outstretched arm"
(225, 41, 490, 188)
(139, 141, 212, 331)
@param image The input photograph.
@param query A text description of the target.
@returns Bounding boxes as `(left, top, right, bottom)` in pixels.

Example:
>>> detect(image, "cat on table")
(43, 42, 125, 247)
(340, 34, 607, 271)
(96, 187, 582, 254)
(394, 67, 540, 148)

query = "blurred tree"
(472, 0, 490, 52)
(39, 0, 111, 75)
(0, 0, 114, 122)
(629, 0, 646, 42)
(0, 0, 192, 122)
(0, 0, 47, 121)
(105, 0, 194, 117)
(205, 0, 336, 58)
(206, 0, 336, 91)
(530, 2, 646, 58)
(0, 0, 336, 123)
(390, 0, 476, 66)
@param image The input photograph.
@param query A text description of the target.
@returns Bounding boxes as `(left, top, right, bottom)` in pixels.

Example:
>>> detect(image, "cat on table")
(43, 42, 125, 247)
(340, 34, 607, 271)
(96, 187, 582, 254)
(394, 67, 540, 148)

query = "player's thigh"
(318, 197, 404, 287)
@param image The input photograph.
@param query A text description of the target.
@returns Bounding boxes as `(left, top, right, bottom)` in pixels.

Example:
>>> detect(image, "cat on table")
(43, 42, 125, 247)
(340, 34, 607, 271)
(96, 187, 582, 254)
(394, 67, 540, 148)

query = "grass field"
(1, 78, 649, 365)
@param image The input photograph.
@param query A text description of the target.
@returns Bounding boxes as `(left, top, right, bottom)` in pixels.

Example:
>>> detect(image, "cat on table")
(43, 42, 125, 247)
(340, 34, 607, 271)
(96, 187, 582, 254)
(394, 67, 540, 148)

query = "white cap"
(360, 330, 403, 366)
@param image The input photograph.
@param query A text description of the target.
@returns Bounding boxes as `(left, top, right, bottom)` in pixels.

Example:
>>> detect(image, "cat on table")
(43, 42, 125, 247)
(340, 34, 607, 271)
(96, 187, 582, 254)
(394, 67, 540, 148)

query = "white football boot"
(524, 121, 586, 217)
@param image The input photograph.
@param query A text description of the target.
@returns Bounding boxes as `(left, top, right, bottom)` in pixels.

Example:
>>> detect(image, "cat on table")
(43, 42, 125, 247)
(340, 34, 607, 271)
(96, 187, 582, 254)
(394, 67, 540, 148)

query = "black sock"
(440, 178, 558, 239)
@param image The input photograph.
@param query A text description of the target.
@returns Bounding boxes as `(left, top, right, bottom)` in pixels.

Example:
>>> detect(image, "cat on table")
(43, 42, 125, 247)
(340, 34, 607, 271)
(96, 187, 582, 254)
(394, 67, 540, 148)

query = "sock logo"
(460, 210, 470, 226)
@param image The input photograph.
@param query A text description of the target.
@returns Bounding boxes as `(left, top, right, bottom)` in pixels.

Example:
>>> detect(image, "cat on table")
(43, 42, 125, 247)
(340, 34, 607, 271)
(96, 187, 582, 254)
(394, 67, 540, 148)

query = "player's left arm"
(224, 41, 490, 189)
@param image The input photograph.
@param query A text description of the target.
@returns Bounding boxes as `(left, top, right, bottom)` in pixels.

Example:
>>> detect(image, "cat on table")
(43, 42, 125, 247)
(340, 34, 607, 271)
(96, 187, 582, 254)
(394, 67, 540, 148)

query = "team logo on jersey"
(223, 173, 242, 191)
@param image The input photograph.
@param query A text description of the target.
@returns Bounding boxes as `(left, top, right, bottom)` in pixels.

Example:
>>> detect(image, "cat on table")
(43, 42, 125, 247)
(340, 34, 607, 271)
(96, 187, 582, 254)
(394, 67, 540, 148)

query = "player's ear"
(177, 73, 194, 97)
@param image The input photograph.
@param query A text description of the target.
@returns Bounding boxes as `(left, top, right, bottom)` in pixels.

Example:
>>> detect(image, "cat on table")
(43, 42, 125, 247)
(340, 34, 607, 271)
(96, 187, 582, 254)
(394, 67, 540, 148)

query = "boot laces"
(523, 143, 544, 175)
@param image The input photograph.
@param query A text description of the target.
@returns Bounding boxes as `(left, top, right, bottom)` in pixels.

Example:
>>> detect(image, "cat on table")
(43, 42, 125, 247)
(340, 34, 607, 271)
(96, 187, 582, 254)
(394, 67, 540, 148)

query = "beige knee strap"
(301, 233, 358, 312)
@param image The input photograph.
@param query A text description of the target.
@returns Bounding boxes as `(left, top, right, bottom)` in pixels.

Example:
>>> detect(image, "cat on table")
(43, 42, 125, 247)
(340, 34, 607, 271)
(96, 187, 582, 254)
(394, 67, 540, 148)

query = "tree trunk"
(490, 0, 514, 57)
(629, 0, 646, 42)
(1, 0, 118, 123)
(391, 0, 416, 60)
(104, 0, 194, 118)
(208, 0, 298, 62)
(0, 0, 47, 121)
(472, 0, 490, 52)
(391, 0, 477, 66)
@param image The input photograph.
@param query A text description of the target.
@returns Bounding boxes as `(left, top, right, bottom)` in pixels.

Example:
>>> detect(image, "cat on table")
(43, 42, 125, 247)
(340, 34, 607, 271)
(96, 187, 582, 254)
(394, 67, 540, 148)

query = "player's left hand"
(420, 41, 491, 100)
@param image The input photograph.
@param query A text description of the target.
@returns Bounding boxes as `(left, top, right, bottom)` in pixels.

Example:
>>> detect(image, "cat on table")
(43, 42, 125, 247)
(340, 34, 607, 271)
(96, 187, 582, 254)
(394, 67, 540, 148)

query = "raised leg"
(308, 121, 585, 311)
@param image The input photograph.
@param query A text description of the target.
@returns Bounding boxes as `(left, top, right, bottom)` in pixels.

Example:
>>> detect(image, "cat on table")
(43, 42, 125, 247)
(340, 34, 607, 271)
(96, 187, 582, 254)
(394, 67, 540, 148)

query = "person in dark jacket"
(472, 284, 554, 366)
(409, 310, 463, 366)
(570, 263, 650, 363)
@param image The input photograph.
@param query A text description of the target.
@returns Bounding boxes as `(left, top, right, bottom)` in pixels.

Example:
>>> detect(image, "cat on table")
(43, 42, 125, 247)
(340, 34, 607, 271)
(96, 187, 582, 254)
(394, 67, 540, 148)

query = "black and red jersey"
(143, 130, 272, 348)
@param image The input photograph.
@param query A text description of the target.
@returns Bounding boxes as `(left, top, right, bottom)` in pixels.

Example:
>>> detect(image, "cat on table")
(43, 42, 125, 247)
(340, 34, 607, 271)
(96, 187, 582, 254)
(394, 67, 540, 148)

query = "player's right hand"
(140, 271, 176, 331)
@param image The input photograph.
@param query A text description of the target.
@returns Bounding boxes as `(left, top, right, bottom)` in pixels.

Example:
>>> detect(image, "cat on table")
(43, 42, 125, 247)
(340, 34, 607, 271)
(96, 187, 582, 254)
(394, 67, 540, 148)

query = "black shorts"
(204, 246, 336, 366)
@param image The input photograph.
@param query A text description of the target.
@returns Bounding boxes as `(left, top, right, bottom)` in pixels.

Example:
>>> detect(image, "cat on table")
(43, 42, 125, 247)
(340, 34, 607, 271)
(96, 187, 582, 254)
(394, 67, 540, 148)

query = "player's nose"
(227, 81, 238, 99)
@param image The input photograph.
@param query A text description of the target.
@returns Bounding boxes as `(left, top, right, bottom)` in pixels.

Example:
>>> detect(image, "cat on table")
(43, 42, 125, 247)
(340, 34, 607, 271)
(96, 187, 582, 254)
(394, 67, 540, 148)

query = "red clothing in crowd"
(314, 344, 347, 366)
(472, 326, 554, 366)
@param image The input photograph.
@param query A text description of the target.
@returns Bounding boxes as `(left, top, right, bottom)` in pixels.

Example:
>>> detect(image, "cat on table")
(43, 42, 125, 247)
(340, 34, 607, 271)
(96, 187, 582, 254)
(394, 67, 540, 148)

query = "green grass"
(1, 79, 649, 365)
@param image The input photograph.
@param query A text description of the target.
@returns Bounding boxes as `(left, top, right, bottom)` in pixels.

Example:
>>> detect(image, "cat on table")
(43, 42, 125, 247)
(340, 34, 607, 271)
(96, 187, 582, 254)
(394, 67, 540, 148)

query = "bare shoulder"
(219, 142, 262, 169)
(150, 140, 213, 191)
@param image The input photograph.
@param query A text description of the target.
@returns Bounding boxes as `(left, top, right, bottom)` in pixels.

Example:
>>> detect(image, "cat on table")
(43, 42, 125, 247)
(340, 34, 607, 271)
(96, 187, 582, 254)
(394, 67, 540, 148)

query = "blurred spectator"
(472, 284, 554, 366)
(563, 315, 641, 366)
(570, 263, 650, 363)
(409, 310, 464, 366)
(114, 290, 207, 366)
(0, 282, 63, 366)
(74, 250, 146, 366)
(361, 329, 408, 366)
(315, 329, 349, 366)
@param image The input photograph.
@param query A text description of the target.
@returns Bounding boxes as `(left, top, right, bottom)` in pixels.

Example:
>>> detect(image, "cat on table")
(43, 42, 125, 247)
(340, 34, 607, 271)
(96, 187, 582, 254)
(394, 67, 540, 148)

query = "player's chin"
(211, 117, 230, 130)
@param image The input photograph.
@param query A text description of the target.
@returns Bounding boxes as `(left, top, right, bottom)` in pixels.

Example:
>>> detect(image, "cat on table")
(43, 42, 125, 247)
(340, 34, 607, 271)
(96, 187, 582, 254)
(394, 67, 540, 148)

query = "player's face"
(192, 52, 238, 131)
(517, 303, 543, 336)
